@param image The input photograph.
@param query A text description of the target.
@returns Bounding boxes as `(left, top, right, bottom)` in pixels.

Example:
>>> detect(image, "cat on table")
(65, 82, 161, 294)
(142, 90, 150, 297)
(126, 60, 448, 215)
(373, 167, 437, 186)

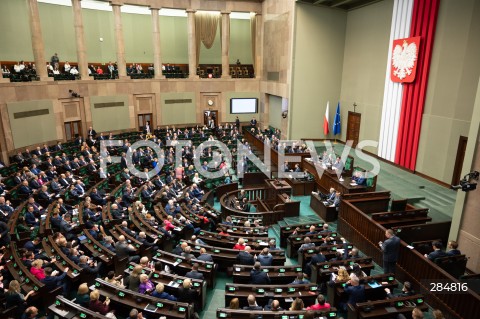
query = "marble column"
(150, 7, 165, 79)
(71, 0, 89, 80)
(255, 13, 263, 79)
(221, 11, 231, 78)
(26, 0, 49, 81)
(111, 2, 127, 78)
(187, 9, 197, 79)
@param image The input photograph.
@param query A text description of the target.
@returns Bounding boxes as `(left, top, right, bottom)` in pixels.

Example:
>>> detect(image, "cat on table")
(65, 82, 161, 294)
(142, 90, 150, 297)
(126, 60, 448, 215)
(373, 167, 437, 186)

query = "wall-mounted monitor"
(230, 98, 258, 114)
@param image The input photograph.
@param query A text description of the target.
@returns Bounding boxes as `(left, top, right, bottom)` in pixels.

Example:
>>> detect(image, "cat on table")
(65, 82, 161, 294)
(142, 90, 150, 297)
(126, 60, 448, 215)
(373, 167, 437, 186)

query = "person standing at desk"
(379, 229, 400, 274)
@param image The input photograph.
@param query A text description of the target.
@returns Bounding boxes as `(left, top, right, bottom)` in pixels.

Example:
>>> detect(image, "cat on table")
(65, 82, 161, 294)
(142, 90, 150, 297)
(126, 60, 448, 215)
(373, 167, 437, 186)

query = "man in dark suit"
(379, 229, 400, 274)
(385, 281, 415, 298)
(306, 246, 326, 276)
(250, 262, 271, 284)
(41, 267, 69, 295)
(343, 278, 365, 310)
(37, 185, 53, 205)
(243, 294, 263, 310)
(185, 263, 204, 280)
(78, 255, 102, 275)
(87, 126, 97, 139)
(426, 241, 448, 262)
(196, 248, 213, 262)
(58, 174, 70, 188)
(19, 180, 33, 196)
(236, 246, 255, 265)
(90, 187, 107, 206)
(135, 231, 158, 250)
(50, 177, 62, 194)
(115, 235, 140, 263)
(446, 241, 461, 256)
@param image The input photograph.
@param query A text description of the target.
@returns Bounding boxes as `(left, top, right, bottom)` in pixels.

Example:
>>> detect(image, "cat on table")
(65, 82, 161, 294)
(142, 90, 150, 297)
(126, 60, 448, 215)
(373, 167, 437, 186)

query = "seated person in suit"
(446, 241, 461, 256)
(243, 294, 263, 310)
(250, 261, 271, 285)
(332, 157, 343, 171)
(25, 206, 39, 226)
(298, 237, 315, 253)
(90, 187, 107, 206)
(185, 263, 204, 280)
(196, 248, 213, 262)
(236, 246, 255, 265)
(385, 281, 415, 298)
(152, 283, 177, 301)
(342, 277, 365, 311)
(305, 246, 326, 276)
(306, 225, 317, 235)
(291, 272, 310, 285)
(351, 171, 366, 185)
(264, 299, 283, 311)
(41, 266, 69, 295)
(19, 180, 33, 196)
(348, 247, 362, 259)
(178, 278, 200, 312)
(349, 263, 367, 282)
(257, 248, 273, 266)
(330, 191, 342, 209)
(425, 241, 448, 261)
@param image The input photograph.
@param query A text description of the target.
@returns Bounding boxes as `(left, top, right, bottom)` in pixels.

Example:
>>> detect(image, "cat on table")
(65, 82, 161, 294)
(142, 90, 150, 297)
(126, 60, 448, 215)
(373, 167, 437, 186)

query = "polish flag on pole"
(324, 101, 330, 136)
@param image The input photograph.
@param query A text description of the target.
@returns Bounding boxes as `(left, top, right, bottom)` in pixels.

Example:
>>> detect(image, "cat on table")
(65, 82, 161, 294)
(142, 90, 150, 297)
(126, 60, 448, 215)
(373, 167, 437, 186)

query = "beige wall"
(340, 0, 393, 153)
(161, 92, 196, 125)
(268, 94, 282, 131)
(7, 100, 57, 149)
(0, 0, 33, 61)
(0, 1, 255, 65)
(289, 3, 346, 140)
(89, 95, 130, 132)
(415, 0, 480, 183)
(458, 138, 480, 272)
(260, 0, 295, 130)
(450, 48, 480, 272)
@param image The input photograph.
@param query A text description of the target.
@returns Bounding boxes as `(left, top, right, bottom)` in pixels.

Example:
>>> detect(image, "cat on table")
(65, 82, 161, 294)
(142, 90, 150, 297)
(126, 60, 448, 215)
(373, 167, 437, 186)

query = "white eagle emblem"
(392, 40, 417, 80)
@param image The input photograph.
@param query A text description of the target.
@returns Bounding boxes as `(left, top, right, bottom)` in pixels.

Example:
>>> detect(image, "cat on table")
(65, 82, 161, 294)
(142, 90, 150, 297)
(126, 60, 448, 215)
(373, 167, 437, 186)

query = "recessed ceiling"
(296, 0, 384, 11)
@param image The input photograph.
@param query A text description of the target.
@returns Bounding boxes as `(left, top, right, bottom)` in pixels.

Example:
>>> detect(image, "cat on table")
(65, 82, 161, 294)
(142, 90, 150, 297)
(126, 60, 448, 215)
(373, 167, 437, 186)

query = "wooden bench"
(225, 283, 319, 309)
(371, 208, 432, 228)
(91, 278, 193, 319)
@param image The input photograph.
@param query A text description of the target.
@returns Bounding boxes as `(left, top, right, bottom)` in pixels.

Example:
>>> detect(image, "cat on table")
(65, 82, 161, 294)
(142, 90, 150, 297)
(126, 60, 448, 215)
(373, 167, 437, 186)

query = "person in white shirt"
(53, 67, 60, 75)
(70, 66, 79, 75)
(13, 63, 21, 73)
(64, 61, 71, 73)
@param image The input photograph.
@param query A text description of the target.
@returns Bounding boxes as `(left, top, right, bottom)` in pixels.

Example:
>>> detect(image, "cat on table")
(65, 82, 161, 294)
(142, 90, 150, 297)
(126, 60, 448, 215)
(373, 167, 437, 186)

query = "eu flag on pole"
(333, 102, 341, 135)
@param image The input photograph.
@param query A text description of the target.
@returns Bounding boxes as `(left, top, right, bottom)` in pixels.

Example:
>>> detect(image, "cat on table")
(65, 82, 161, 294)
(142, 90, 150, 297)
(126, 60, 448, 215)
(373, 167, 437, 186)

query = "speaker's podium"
(265, 179, 299, 218)
(265, 179, 292, 196)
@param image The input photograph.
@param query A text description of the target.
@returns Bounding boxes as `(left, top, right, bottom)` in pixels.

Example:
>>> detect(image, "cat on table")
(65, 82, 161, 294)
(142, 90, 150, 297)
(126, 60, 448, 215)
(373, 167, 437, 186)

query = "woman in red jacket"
(30, 259, 46, 280)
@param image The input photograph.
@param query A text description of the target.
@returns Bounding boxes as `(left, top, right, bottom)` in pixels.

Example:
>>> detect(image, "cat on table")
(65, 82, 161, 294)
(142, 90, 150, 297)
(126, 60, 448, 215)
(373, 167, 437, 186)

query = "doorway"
(64, 121, 82, 141)
(204, 110, 218, 128)
(451, 136, 468, 185)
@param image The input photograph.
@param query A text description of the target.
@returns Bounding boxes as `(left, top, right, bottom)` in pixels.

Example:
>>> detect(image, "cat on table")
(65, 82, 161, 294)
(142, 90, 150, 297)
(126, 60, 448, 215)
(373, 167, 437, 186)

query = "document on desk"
(144, 304, 158, 312)
(368, 281, 382, 288)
